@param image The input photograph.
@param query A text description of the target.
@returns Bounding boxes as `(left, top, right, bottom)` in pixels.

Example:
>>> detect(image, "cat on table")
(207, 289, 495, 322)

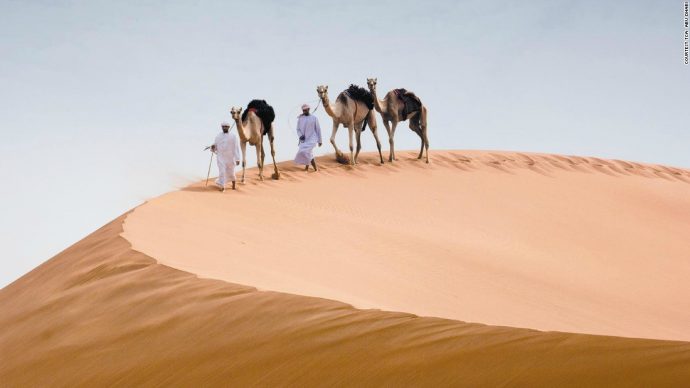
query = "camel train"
(228, 78, 429, 181)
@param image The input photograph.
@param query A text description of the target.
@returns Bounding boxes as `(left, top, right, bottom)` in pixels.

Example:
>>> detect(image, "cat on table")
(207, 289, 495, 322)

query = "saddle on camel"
(393, 88, 423, 125)
(242, 99, 275, 135)
(337, 84, 375, 131)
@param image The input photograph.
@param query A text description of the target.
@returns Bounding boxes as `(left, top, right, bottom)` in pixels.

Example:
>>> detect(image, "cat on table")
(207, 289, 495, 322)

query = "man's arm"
(210, 134, 218, 152)
(234, 135, 241, 165)
(296, 117, 303, 137)
(315, 118, 322, 146)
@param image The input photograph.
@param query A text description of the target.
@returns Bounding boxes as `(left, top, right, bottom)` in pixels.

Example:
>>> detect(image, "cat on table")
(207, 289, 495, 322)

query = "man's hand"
(318, 142, 322, 147)
(211, 145, 216, 152)
(236, 161, 240, 166)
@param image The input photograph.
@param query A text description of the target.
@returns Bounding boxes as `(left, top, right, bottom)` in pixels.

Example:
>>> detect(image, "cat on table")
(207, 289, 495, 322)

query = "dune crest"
(122, 150, 690, 341)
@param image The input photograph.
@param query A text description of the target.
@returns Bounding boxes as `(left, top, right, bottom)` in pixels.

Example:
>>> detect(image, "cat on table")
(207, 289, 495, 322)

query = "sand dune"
(124, 150, 690, 341)
(2, 150, 690, 386)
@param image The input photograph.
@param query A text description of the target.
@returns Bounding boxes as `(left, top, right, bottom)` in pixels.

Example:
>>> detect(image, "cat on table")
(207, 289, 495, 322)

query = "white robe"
(213, 131, 241, 187)
(294, 114, 322, 165)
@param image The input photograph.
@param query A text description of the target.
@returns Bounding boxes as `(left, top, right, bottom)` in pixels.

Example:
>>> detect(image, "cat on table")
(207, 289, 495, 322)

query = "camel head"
(230, 106, 243, 121)
(316, 85, 328, 100)
(366, 78, 377, 92)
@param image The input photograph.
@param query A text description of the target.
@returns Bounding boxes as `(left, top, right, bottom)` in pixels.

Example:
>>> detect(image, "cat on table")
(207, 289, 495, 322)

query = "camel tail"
(361, 110, 371, 132)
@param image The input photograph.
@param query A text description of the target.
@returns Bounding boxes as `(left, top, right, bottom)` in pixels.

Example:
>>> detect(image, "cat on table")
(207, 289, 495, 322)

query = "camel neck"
(321, 96, 337, 118)
(234, 116, 249, 141)
(370, 89, 386, 113)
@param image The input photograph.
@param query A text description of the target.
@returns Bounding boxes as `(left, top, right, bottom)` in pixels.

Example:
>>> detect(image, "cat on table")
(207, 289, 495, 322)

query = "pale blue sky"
(1, 1, 688, 287)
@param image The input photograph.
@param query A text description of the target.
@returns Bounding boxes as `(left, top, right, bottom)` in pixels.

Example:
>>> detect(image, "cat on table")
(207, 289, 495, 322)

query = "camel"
(366, 78, 429, 163)
(316, 84, 385, 165)
(229, 101, 280, 182)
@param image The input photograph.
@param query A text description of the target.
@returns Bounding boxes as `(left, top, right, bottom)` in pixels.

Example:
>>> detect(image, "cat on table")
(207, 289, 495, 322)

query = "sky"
(1, 0, 688, 287)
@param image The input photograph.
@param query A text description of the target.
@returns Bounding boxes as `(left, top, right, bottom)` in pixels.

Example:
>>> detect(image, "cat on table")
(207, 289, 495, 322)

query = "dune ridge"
(123, 150, 690, 341)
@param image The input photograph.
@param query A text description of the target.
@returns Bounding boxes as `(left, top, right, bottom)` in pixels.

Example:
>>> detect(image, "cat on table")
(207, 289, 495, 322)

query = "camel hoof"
(271, 172, 280, 180)
(335, 151, 350, 164)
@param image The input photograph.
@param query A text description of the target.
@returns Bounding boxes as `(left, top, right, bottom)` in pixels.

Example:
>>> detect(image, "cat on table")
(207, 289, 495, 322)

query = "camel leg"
(420, 106, 429, 163)
(368, 113, 384, 164)
(255, 143, 264, 181)
(416, 128, 424, 159)
(408, 118, 425, 160)
(354, 126, 362, 164)
(240, 141, 247, 184)
(382, 119, 393, 162)
(260, 136, 266, 168)
(348, 122, 355, 165)
(422, 127, 430, 164)
(268, 127, 280, 179)
(390, 120, 399, 161)
(329, 121, 341, 158)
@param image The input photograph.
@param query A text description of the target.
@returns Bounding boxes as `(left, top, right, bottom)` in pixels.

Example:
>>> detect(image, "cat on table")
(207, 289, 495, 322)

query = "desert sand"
(2, 150, 690, 386)
(125, 150, 690, 341)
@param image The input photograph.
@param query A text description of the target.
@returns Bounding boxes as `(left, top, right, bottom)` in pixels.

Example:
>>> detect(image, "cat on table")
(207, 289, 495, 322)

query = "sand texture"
(2, 150, 690, 386)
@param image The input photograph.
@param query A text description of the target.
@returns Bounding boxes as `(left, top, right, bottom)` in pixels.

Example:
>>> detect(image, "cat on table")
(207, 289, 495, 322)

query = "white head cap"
(221, 122, 230, 128)
(301, 104, 310, 110)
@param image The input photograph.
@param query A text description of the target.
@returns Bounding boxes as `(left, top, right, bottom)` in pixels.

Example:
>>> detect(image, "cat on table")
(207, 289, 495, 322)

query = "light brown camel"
(316, 85, 384, 165)
(230, 106, 280, 182)
(366, 78, 429, 163)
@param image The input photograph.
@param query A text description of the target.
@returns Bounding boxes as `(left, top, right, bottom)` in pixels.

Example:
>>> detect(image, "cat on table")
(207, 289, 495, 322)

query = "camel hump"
(243, 99, 275, 135)
(344, 84, 374, 110)
(336, 92, 347, 105)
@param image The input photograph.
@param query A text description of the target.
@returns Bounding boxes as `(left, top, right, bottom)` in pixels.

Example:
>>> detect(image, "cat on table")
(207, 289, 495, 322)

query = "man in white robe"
(294, 104, 322, 171)
(211, 122, 241, 191)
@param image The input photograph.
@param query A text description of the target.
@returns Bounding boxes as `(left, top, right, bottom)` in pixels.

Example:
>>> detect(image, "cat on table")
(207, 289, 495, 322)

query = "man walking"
(211, 122, 241, 191)
(294, 104, 322, 171)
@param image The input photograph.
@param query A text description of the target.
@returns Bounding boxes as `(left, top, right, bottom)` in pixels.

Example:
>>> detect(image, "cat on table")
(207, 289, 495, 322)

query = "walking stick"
(205, 150, 214, 186)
